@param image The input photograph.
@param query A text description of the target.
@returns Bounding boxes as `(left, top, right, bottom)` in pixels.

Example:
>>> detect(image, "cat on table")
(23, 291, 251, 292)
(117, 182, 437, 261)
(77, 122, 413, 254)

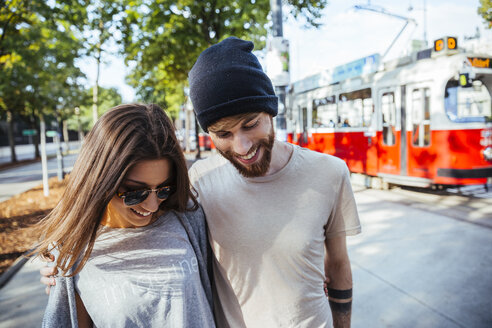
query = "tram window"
(363, 98, 374, 127)
(312, 96, 337, 128)
(339, 88, 372, 128)
(381, 92, 396, 146)
(444, 79, 492, 122)
(411, 88, 431, 147)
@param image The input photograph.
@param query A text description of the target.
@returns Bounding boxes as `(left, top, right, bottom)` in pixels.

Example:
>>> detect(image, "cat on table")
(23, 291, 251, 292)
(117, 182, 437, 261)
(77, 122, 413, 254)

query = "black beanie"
(189, 37, 278, 132)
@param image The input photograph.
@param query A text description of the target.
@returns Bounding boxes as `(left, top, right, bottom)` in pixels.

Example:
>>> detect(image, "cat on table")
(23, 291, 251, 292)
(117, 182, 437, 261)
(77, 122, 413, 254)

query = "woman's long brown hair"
(30, 104, 197, 276)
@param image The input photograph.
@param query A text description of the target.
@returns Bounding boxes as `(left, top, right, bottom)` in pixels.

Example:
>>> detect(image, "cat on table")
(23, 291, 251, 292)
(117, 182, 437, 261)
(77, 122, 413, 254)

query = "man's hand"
(40, 253, 57, 295)
(324, 277, 331, 297)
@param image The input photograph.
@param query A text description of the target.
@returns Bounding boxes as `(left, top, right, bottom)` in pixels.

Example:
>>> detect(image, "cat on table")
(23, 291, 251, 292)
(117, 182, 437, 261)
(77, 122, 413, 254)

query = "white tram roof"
(291, 38, 492, 95)
(291, 54, 381, 94)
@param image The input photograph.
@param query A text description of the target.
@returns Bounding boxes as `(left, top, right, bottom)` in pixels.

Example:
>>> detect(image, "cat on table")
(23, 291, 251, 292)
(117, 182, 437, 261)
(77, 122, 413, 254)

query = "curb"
(0, 251, 30, 290)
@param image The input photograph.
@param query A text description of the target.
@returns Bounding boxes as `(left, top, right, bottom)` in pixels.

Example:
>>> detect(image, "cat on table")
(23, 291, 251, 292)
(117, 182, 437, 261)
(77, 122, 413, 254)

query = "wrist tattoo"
(326, 287, 352, 300)
(327, 288, 352, 314)
(329, 299, 352, 313)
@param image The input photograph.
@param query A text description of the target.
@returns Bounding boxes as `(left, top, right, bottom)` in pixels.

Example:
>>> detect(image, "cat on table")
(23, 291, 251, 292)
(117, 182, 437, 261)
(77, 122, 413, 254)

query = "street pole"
(55, 113, 65, 181)
(40, 116, 49, 196)
(75, 107, 84, 149)
(270, 0, 282, 36)
(270, 0, 288, 142)
(185, 105, 191, 153)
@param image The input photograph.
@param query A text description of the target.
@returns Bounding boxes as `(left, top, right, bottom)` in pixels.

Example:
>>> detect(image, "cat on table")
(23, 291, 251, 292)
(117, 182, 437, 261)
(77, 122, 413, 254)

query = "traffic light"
(434, 37, 458, 52)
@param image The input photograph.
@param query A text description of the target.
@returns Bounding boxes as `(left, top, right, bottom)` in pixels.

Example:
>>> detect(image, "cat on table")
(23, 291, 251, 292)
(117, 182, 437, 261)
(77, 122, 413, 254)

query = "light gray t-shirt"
(43, 209, 215, 328)
(189, 144, 361, 328)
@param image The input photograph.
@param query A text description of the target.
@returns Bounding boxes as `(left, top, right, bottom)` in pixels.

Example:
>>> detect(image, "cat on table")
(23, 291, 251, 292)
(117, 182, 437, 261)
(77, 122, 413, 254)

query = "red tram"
(286, 37, 492, 188)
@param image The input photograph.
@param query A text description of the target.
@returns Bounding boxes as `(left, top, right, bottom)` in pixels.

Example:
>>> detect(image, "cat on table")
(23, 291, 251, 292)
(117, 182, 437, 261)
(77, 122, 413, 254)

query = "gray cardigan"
(42, 207, 214, 328)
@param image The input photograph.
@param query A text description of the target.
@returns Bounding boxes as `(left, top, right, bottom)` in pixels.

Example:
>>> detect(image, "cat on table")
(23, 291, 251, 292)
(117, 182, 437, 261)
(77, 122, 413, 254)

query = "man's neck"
(265, 140, 293, 176)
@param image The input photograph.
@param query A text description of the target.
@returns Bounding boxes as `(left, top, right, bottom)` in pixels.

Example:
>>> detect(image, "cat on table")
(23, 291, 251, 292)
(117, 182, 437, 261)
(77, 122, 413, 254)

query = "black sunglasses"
(116, 185, 174, 206)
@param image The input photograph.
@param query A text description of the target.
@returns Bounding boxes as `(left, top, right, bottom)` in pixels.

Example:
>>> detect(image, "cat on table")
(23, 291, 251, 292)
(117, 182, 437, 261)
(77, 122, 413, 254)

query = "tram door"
(400, 85, 408, 176)
(406, 84, 433, 178)
(377, 88, 400, 175)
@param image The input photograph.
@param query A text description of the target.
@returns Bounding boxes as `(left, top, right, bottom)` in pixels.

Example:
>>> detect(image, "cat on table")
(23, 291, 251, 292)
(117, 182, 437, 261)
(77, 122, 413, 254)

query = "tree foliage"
(478, 0, 492, 28)
(0, 0, 86, 114)
(0, 0, 89, 160)
(121, 0, 328, 118)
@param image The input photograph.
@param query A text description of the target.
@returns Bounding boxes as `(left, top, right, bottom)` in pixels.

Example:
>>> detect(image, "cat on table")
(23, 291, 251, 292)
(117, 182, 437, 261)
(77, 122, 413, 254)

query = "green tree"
(478, 0, 492, 28)
(121, 0, 328, 119)
(0, 0, 86, 161)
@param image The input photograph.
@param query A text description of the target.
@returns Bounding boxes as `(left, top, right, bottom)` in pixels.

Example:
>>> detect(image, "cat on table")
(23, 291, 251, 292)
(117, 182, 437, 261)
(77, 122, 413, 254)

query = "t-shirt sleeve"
(325, 163, 362, 239)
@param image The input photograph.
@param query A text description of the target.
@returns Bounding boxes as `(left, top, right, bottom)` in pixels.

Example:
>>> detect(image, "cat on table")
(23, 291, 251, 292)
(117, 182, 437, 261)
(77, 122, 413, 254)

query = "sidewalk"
(349, 188, 492, 328)
(0, 257, 47, 328)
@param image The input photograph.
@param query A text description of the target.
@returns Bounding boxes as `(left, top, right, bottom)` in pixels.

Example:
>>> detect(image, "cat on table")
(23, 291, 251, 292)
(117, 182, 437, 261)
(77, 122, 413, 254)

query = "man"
(41, 37, 361, 327)
(188, 37, 361, 327)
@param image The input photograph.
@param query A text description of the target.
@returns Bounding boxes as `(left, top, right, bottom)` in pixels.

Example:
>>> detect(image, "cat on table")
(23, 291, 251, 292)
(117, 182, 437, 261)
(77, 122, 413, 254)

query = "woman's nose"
(139, 191, 161, 212)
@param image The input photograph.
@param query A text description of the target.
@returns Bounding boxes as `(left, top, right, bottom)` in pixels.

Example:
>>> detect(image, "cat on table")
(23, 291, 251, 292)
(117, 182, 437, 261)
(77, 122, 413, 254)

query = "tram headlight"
(484, 147, 492, 162)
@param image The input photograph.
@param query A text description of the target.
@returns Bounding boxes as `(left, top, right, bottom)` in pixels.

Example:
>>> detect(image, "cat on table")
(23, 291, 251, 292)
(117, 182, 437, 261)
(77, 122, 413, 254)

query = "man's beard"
(218, 130, 275, 178)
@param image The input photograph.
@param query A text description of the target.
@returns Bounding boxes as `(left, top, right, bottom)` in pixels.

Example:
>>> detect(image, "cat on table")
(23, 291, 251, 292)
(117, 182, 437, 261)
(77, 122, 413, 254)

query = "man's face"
(209, 113, 275, 178)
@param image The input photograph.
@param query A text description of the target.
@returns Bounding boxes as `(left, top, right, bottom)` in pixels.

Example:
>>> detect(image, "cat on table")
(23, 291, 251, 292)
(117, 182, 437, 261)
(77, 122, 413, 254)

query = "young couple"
(37, 37, 361, 328)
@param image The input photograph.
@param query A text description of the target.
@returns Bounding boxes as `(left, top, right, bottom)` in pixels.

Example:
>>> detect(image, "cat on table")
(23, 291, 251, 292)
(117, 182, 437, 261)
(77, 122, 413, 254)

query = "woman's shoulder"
(181, 203, 206, 228)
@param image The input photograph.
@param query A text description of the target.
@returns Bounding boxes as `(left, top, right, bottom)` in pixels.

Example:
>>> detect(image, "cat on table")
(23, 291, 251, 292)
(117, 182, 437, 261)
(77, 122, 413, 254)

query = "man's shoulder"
(295, 145, 347, 171)
(189, 153, 229, 181)
(190, 152, 226, 170)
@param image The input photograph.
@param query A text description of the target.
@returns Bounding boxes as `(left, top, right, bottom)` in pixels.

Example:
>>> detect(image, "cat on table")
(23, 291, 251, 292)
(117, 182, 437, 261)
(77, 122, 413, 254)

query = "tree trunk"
(34, 128, 40, 158)
(31, 113, 40, 158)
(6, 110, 17, 162)
(92, 21, 103, 126)
(63, 120, 69, 154)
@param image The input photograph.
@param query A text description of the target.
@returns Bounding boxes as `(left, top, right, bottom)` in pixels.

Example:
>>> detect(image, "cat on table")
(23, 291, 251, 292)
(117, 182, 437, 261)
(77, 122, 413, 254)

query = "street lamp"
(54, 111, 65, 181)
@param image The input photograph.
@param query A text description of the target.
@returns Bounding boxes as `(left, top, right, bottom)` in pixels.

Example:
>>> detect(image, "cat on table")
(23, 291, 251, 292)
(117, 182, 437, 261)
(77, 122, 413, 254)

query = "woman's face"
(107, 158, 172, 228)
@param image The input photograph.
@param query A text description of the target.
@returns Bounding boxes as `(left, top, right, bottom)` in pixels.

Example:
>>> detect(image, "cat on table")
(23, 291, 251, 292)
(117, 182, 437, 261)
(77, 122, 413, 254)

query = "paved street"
(0, 142, 81, 165)
(0, 181, 491, 327)
(0, 153, 78, 202)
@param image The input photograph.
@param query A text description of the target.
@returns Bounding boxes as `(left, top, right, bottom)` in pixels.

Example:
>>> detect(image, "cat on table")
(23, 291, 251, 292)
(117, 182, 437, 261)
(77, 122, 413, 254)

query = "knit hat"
(189, 37, 278, 132)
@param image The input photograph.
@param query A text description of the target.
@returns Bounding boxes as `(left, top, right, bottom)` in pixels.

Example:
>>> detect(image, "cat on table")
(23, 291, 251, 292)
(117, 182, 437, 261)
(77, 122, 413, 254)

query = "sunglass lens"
(157, 187, 171, 200)
(124, 190, 148, 206)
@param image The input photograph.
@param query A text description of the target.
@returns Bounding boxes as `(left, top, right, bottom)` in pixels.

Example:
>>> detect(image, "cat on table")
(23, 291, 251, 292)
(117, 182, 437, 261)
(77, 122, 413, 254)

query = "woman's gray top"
(42, 207, 215, 328)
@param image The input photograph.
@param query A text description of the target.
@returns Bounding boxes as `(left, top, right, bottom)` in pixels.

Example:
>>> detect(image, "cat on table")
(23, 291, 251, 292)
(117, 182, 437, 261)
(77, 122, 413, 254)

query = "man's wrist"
(327, 287, 352, 313)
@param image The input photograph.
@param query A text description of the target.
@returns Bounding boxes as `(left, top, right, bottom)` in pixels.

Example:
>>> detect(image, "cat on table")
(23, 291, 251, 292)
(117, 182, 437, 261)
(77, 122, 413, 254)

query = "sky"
(79, 0, 492, 102)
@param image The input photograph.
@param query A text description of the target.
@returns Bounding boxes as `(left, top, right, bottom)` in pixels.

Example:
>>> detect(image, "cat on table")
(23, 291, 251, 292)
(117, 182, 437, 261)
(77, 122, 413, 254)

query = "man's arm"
(325, 235, 353, 328)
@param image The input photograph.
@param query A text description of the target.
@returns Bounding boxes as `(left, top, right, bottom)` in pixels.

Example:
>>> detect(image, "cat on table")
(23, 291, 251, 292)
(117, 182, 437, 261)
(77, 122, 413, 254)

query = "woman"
(32, 104, 215, 327)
